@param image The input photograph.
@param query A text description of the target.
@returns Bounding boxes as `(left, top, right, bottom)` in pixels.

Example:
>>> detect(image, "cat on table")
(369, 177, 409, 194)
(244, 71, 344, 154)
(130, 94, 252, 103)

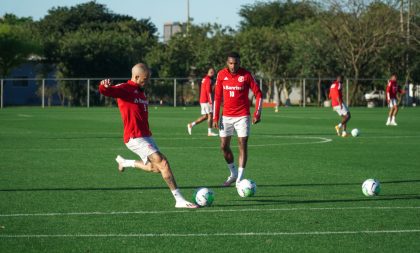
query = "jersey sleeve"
(249, 74, 262, 119)
(213, 73, 223, 122)
(99, 83, 129, 99)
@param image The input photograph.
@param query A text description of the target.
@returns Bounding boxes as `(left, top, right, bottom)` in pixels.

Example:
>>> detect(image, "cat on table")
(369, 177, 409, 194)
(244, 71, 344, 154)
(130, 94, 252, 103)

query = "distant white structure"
(163, 22, 185, 43)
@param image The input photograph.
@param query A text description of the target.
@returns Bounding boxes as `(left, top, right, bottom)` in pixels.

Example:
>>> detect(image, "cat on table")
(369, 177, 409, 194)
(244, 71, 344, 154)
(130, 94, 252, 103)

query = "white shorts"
(200, 103, 212, 115)
(333, 103, 349, 116)
(219, 116, 250, 138)
(388, 98, 397, 108)
(125, 137, 159, 164)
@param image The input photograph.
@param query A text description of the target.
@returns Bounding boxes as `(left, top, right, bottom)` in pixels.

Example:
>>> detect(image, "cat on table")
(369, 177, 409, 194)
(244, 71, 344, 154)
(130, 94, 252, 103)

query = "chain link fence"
(1, 77, 419, 108)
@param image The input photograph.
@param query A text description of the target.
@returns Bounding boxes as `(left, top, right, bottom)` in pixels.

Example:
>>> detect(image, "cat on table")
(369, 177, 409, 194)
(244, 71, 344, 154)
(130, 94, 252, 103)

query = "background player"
(386, 73, 404, 126)
(99, 63, 198, 209)
(329, 75, 351, 137)
(187, 67, 218, 136)
(213, 52, 262, 187)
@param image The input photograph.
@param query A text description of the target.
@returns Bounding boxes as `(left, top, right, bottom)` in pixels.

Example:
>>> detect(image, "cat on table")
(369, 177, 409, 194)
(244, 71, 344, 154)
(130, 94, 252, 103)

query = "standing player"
(213, 52, 262, 187)
(99, 63, 198, 209)
(329, 75, 351, 137)
(187, 68, 218, 136)
(386, 74, 404, 126)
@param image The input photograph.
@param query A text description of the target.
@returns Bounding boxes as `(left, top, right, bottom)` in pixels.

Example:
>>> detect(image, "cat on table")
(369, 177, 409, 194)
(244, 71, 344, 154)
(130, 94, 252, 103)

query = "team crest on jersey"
(238, 76, 245, 82)
(224, 77, 229, 80)
(134, 90, 139, 94)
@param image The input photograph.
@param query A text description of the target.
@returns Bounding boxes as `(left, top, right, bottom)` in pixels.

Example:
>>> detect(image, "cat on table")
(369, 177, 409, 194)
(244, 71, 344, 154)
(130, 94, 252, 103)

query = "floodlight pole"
(42, 79, 45, 108)
(1, 79, 3, 109)
(87, 79, 90, 108)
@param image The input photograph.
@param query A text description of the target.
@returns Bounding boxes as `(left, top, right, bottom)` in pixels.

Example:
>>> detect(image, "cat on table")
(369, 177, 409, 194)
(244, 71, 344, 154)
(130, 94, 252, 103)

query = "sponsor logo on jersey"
(134, 98, 148, 104)
(238, 76, 244, 82)
(223, 85, 244, 91)
(224, 77, 229, 80)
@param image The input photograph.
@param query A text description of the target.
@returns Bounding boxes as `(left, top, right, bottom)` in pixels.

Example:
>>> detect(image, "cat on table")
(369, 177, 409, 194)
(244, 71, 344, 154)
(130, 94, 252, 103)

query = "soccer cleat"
(207, 132, 218, 137)
(341, 131, 348, 138)
(115, 155, 125, 172)
(390, 122, 398, 126)
(386, 121, 391, 126)
(222, 176, 238, 187)
(175, 200, 199, 209)
(335, 125, 340, 136)
(187, 124, 192, 135)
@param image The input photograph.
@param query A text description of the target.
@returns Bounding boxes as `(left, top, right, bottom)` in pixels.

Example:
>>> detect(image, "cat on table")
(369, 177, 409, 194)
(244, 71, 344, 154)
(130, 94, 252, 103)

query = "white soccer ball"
(237, 179, 257, 197)
(362, 179, 381, 196)
(193, 187, 214, 207)
(351, 128, 360, 137)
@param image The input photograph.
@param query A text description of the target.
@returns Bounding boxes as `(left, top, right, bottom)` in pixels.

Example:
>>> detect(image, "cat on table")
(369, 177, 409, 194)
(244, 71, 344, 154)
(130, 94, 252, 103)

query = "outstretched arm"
(98, 79, 128, 98)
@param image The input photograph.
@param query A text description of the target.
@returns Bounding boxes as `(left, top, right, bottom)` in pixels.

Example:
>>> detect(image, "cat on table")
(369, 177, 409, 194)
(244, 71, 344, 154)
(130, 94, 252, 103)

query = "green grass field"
(0, 106, 419, 252)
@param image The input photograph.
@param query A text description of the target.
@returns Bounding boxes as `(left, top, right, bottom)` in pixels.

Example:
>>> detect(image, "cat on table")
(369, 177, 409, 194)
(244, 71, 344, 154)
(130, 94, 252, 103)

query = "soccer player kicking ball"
(187, 68, 218, 136)
(213, 52, 262, 187)
(99, 63, 198, 209)
(386, 74, 404, 126)
(329, 75, 351, 137)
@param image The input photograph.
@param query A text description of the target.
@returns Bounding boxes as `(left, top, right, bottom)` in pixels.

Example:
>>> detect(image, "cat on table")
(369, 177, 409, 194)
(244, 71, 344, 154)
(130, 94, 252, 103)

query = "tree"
(321, 0, 401, 105)
(0, 15, 40, 77)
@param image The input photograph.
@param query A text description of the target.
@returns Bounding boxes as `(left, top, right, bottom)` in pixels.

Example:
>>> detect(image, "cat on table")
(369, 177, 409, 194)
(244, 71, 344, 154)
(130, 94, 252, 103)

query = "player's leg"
(115, 155, 158, 173)
(187, 115, 207, 135)
(391, 104, 398, 125)
(234, 116, 250, 183)
(341, 112, 351, 136)
(148, 152, 198, 208)
(207, 113, 217, 136)
(237, 136, 248, 184)
(386, 101, 395, 125)
(219, 116, 237, 186)
(333, 106, 342, 136)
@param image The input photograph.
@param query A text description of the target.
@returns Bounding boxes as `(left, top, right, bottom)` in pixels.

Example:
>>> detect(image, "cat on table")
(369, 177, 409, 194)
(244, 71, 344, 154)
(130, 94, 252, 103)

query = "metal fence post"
(173, 78, 177, 107)
(303, 78, 306, 107)
(346, 79, 349, 104)
(42, 79, 45, 108)
(87, 79, 90, 108)
(1, 79, 3, 109)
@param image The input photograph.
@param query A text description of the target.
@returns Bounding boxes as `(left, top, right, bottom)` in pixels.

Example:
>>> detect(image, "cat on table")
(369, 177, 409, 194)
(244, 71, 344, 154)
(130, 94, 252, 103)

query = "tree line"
(0, 0, 419, 105)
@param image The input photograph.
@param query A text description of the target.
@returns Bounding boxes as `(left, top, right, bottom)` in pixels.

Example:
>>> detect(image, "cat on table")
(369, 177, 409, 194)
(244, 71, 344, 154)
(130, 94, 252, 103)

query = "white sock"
(171, 189, 185, 202)
(338, 123, 342, 128)
(191, 122, 196, 127)
(227, 163, 237, 177)
(391, 116, 395, 122)
(387, 117, 391, 123)
(208, 128, 212, 133)
(123, 159, 135, 168)
(237, 167, 244, 183)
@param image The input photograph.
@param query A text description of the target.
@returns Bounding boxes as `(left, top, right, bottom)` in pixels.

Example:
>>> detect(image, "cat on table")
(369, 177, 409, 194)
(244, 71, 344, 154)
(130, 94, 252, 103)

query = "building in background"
(163, 22, 185, 43)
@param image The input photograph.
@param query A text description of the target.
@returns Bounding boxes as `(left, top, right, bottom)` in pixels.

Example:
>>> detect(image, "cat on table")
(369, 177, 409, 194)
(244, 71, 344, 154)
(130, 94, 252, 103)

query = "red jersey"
(386, 80, 401, 101)
(329, 80, 343, 107)
(213, 67, 262, 122)
(99, 80, 151, 143)
(199, 75, 212, 104)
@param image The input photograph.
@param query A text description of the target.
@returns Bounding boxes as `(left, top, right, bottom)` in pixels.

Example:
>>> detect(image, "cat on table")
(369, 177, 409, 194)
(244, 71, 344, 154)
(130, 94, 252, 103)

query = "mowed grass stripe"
(1, 206, 419, 217)
(2, 229, 420, 238)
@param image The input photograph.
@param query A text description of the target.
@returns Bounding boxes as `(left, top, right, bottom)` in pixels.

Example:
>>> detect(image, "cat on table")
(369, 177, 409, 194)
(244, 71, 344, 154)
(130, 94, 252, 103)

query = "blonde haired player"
(99, 63, 198, 209)
(329, 75, 351, 137)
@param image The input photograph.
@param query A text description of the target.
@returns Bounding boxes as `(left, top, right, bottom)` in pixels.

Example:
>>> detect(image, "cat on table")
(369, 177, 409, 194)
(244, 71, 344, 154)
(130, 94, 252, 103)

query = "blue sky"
(0, 0, 269, 37)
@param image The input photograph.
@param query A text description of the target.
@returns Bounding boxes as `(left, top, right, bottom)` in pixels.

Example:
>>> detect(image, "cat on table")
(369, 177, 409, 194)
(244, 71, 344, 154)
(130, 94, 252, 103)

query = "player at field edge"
(386, 73, 404, 126)
(98, 63, 198, 209)
(213, 52, 263, 187)
(187, 67, 218, 136)
(329, 75, 351, 137)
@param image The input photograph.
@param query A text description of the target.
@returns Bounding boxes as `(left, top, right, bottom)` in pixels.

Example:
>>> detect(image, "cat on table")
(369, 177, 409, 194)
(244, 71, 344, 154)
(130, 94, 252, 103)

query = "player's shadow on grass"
(1, 179, 419, 192)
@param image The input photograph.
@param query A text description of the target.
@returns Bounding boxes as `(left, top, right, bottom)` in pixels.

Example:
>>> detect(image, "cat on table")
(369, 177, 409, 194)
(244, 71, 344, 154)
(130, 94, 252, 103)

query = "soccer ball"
(193, 187, 214, 207)
(237, 179, 257, 197)
(362, 179, 381, 196)
(351, 128, 360, 137)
